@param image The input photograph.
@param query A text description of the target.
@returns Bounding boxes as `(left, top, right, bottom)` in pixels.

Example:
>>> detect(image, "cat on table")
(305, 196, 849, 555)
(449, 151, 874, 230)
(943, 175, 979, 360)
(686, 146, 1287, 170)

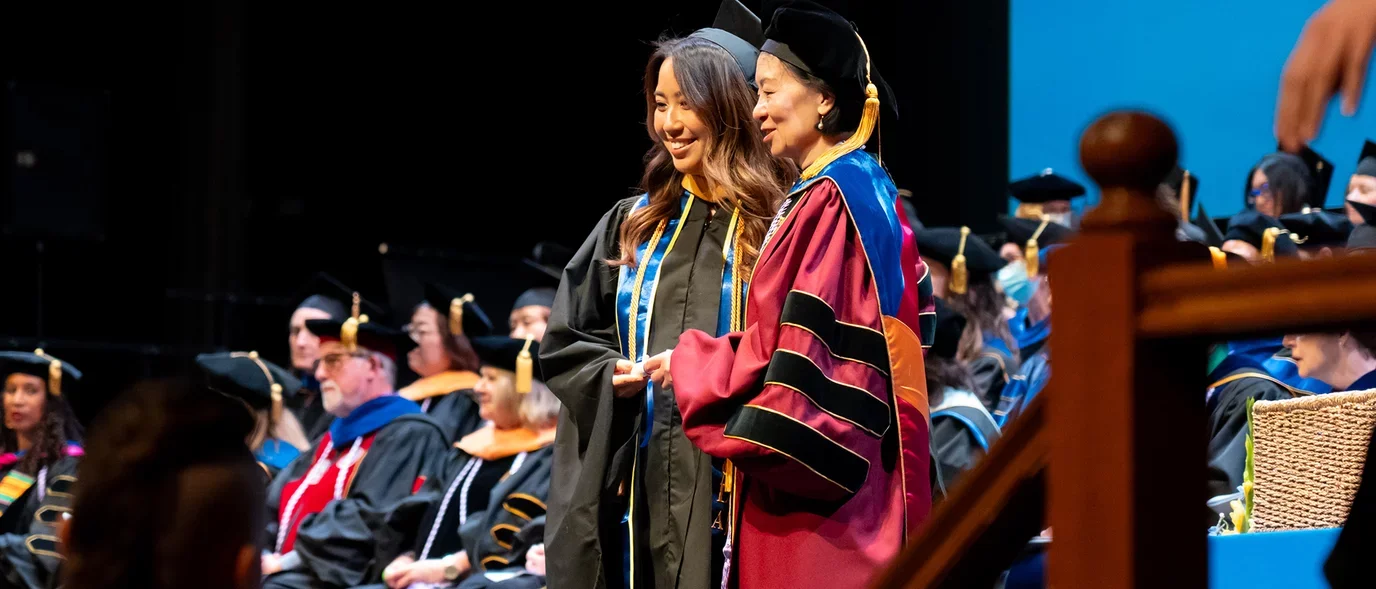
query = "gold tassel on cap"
(450, 293, 475, 336)
(1210, 246, 1228, 270)
(341, 292, 367, 352)
(34, 349, 62, 397)
(1179, 170, 1193, 222)
(799, 30, 881, 181)
(1261, 228, 1280, 263)
(236, 350, 284, 428)
(1026, 217, 1051, 277)
(950, 226, 971, 295)
(515, 335, 535, 394)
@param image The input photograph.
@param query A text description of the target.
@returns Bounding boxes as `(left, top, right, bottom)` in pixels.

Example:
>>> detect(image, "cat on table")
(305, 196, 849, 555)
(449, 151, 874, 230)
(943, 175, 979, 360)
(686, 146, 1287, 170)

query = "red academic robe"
(672, 151, 932, 589)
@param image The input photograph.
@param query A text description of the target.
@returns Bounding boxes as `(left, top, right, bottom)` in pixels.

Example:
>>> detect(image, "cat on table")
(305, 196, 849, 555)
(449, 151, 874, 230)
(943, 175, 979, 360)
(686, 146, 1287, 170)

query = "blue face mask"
(997, 261, 1036, 307)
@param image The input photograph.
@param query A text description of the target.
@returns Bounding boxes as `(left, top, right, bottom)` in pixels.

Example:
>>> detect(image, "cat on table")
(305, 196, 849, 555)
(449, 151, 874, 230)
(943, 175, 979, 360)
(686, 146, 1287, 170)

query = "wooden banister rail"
(878, 110, 1376, 588)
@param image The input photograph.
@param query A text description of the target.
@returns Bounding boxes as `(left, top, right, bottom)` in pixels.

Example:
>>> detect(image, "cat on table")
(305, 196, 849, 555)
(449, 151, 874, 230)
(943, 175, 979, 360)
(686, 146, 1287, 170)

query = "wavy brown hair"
(947, 278, 1019, 365)
(611, 36, 797, 280)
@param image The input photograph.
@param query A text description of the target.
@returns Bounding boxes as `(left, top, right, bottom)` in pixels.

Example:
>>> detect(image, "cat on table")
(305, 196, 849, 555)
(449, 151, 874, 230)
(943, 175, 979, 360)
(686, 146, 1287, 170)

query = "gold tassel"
(1209, 246, 1228, 270)
(950, 226, 970, 295)
(798, 31, 881, 181)
(341, 292, 362, 352)
(1179, 170, 1192, 222)
(270, 383, 284, 427)
(33, 349, 61, 396)
(450, 293, 475, 336)
(515, 335, 535, 394)
(1262, 228, 1279, 263)
(1026, 217, 1051, 277)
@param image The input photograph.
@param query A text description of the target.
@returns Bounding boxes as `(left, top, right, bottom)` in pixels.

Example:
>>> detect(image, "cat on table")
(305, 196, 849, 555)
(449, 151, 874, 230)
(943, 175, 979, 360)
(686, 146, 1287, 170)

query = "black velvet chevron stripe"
(764, 351, 890, 437)
(724, 405, 869, 495)
(780, 290, 890, 373)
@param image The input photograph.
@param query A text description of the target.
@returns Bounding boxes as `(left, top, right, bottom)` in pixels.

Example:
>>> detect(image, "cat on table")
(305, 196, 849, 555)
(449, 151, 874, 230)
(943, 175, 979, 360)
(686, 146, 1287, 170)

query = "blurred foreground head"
(64, 377, 264, 589)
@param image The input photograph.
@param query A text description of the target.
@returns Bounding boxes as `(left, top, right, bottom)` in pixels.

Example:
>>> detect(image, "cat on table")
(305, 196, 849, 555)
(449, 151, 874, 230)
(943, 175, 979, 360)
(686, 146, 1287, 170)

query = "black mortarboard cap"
(1225, 211, 1299, 258)
(0, 349, 80, 396)
(1288, 144, 1335, 209)
(1278, 209, 1352, 247)
(424, 282, 494, 338)
(1346, 200, 1376, 250)
(1009, 169, 1087, 204)
(522, 241, 574, 284)
(295, 272, 387, 321)
(997, 216, 1075, 247)
(690, 0, 765, 84)
(1192, 201, 1226, 248)
(930, 298, 966, 361)
(1357, 140, 1376, 178)
(915, 227, 1005, 276)
(761, 0, 898, 127)
(513, 288, 556, 311)
(305, 318, 416, 361)
(196, 351, 301, 418)
(471, 335, 543, 393)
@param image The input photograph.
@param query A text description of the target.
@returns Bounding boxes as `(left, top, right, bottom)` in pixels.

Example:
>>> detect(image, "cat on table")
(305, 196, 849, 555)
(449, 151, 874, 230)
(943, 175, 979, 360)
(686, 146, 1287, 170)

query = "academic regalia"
(1293, 144, 1336, 210)
(1203, 353, 1295, 501)
(927, 301, 1000, 489)
(263, 316, 450, 589)
(362, 426, 555, 589)
(1278, 209, 1352, 250)
(0, 456, 77, 589)
(542, 175, 754, 589)
(669, 5, 933, 587)
(402, 283, 495, 443)
(1008, 169, 1086, 224)
(914, 226, 1019, 411)
(1224, 211, 1300, 260)
(992, 349, 1051, 428)
(1345, 200, 1376, 247)
(195, 351, 307, 479)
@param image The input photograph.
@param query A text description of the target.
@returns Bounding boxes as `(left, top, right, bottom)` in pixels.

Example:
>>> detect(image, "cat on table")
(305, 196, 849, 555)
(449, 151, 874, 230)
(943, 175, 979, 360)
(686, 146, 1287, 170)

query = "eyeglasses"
(406, 324, 437, 343)
(312, 352, 370, 373)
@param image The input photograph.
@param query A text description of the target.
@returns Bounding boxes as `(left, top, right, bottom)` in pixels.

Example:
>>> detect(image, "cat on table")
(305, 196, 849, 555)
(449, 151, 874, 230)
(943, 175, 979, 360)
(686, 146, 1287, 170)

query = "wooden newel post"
(1049, 112, 1208, 588)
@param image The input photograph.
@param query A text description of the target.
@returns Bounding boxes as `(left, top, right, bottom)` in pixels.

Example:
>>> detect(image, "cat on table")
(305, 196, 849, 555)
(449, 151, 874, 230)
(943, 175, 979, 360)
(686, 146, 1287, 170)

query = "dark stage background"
(0, 1, 1007, 424)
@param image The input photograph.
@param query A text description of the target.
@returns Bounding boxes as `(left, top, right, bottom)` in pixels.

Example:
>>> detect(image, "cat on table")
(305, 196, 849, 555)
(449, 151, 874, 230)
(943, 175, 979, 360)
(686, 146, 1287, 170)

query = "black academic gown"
(0, 457, 78, 589)
(1204, 364, 1293, 501)
(360, 442, 554, 589)
(400, 371, 485, 444)
(542, 196, 730, 589)
(970, 345, 1019, 413)
(931, 388, 1001, 491)
(262, 414, 450, 589)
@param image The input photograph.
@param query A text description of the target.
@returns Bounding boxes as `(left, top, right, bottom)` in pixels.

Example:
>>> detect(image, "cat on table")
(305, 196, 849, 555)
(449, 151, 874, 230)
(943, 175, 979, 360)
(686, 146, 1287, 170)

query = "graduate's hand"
(1276, 0, 1376, 151)
(382, 554, 415, 588)
(612, 359, 649, 398)
(260, 553, 283, 577)
(394, 557, 449, 587)
(644, 350, 673, 389)
(525, 544, 547, 576)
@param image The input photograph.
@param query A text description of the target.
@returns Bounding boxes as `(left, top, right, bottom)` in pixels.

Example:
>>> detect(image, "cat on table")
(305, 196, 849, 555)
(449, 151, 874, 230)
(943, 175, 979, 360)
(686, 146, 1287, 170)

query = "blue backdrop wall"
(1011, 0, 1376, 216)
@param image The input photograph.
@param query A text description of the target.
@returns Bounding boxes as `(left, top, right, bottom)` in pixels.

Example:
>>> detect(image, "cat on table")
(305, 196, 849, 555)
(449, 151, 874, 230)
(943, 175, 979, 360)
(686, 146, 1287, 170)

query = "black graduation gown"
(930, 388, 1001, 491)
(400, 371, 485, 444)
(541, 196, 729, 589)
(970, 345, 1019, 413)
(262, 414, 450, 589)
(360, 443, 554, 589)
(1204, 365, 1292, 501)
(0, 457, 77, 589)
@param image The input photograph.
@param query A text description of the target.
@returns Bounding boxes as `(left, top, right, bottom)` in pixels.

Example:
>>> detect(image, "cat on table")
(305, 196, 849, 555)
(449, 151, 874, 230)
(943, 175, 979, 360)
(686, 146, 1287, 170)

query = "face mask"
(1044, 211, 1073, 228)
(997, 261, 1036, 307)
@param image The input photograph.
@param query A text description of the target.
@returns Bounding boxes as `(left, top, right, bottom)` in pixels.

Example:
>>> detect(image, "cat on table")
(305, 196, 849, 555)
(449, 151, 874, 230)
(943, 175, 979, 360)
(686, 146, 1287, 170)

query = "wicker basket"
(1249, 389, 1376, 531)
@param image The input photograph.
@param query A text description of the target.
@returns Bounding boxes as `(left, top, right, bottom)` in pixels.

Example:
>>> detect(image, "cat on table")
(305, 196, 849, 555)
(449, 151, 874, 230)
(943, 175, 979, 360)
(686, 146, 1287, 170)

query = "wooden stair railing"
(877, 111, 1376, 588)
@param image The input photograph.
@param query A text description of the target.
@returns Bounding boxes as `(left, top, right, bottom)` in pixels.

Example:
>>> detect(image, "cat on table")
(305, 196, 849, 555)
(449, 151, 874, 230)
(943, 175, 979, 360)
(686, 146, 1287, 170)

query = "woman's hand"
(382, 554, 416, 589)
(1276, 0, 1376, 150)
(612, 359, 649, 398)
(525, 543, 547, 576)
(643, 351, 673, 389)
(260, 553, 283, 577)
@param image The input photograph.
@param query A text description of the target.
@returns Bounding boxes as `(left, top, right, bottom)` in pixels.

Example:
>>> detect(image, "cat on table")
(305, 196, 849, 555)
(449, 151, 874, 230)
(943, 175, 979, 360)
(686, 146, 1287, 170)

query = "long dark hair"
(1, 390, 82, 476)
(417, 301, 481, 374)
(612, 36, 796, 281)
(946, 278, 1018, 365)
(924, 355, 974, 408)
(1245, 153, 1312, 215)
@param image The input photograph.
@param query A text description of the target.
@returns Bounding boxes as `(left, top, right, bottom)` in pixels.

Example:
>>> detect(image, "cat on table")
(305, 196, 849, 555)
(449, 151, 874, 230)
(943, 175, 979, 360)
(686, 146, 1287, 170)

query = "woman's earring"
(816, 119, 824, 131)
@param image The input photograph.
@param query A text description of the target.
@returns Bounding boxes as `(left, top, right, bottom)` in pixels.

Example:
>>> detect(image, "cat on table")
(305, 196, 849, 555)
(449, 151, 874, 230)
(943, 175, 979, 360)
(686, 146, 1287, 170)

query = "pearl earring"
(816, 119, 824, 131)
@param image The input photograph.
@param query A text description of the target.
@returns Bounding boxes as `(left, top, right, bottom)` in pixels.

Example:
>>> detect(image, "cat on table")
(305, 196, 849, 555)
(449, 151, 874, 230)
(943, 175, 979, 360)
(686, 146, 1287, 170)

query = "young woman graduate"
(195, 351, 313, 480)
(362, 335, 559, 589)
(0, 350, 83, 589)
(645, 2, 937, 587)
(539, 2, 794, 589)
(399, 283, 493, 442)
